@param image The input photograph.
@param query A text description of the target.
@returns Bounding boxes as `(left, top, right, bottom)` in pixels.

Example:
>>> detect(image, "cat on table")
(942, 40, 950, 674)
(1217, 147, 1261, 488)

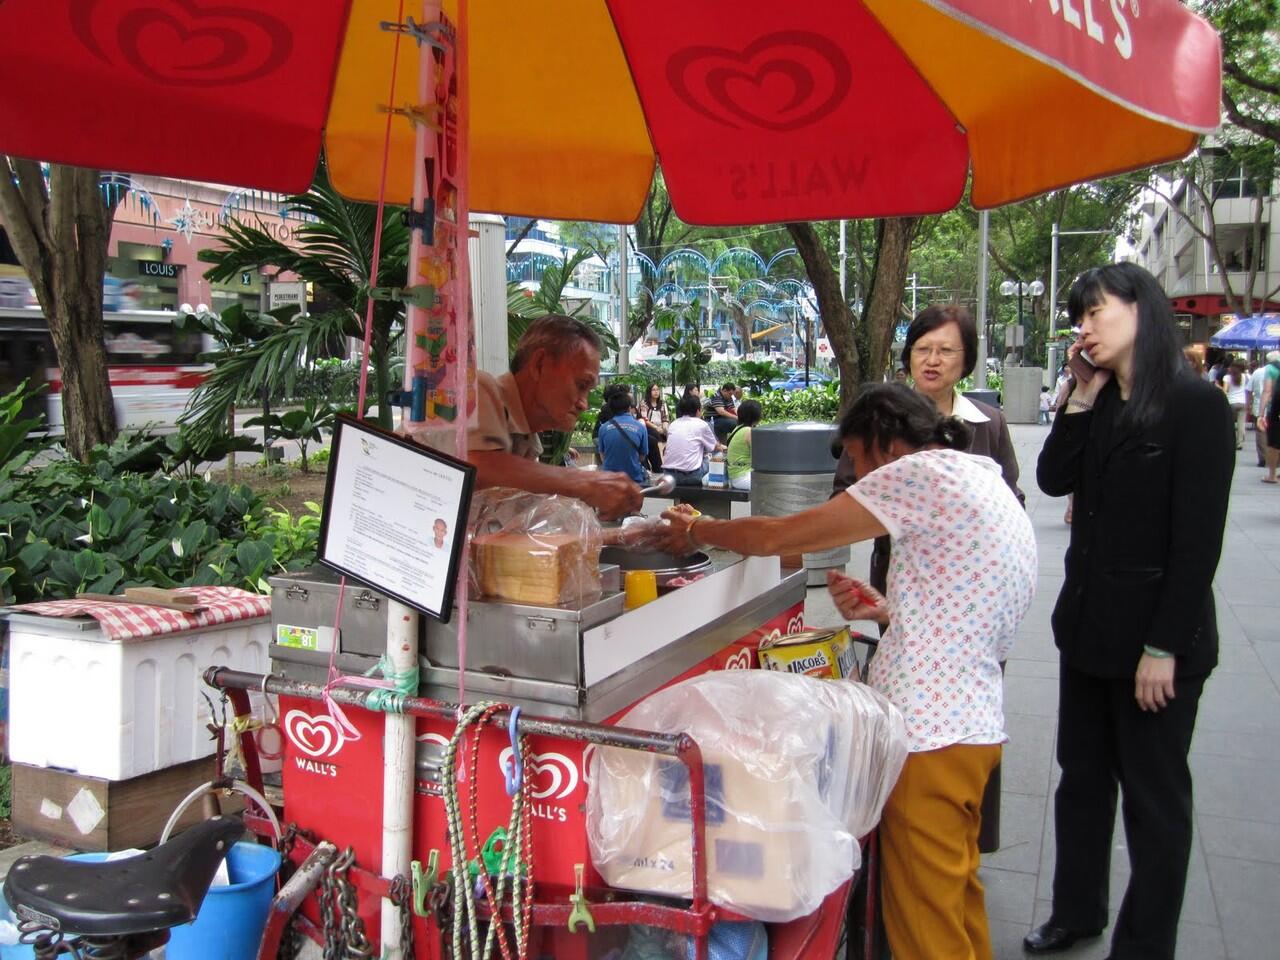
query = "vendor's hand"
(1134, 653, 1176, 712)
(826, 571, 889, 625)
(582, 472, 643, 521)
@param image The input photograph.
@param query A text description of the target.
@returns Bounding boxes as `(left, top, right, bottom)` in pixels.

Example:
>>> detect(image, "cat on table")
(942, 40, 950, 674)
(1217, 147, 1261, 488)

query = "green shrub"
(758, 383, 842, 424)
(0, 446, 318, 605)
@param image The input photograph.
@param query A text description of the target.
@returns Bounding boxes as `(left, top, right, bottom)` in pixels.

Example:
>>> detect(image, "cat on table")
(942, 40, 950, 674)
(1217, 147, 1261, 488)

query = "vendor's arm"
(662, 492, 887, 557)
(469, 450, 642, 519)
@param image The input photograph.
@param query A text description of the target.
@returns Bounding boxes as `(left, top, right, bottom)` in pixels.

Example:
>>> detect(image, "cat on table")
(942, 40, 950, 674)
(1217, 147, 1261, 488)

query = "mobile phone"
(1068, 349, 1097, 383)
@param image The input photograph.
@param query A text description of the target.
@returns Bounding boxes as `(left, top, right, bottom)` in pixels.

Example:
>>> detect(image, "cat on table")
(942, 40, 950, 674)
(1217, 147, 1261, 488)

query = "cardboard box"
(11, 758, 244, 851)
(758, 627, 858, 680)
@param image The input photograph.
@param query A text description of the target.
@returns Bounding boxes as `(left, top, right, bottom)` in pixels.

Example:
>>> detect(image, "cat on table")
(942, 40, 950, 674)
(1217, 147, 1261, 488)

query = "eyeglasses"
(910, 345, 963, 361)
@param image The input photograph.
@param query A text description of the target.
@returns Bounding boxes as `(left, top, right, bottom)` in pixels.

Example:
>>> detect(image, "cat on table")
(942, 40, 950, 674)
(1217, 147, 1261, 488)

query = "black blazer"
(1037, 375, 1234, 679)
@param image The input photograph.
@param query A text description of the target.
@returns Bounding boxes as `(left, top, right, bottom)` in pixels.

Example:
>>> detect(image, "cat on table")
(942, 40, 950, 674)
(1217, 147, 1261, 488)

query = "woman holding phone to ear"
(1026, 263, 1235, 960)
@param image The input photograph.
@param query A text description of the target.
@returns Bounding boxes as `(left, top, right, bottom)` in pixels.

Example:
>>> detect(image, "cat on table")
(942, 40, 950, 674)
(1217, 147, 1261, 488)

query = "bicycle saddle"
(3, 816, 245, 937)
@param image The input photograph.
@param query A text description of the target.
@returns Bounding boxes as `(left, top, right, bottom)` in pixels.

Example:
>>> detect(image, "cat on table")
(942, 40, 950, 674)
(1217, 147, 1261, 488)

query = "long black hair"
(1066, 263, 1184, 431)
(839, 384, 972, 454)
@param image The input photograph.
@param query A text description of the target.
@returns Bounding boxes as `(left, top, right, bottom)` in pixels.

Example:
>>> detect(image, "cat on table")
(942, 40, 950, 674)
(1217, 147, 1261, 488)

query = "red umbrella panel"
(0, 0, 1222, 224)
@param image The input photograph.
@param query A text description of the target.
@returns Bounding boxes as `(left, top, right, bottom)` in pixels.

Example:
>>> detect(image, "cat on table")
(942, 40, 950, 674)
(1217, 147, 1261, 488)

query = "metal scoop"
(640, 473, 676, 496)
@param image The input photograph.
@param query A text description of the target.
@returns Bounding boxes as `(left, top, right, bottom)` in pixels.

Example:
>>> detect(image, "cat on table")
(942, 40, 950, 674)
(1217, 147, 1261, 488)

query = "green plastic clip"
(567, 863, 595, 934)
(411, 851, 438, 918)
(369, 285, 437, 309)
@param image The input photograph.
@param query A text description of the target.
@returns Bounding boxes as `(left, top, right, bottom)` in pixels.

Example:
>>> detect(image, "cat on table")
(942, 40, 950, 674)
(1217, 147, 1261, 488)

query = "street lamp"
(998, 279, 1044, 364)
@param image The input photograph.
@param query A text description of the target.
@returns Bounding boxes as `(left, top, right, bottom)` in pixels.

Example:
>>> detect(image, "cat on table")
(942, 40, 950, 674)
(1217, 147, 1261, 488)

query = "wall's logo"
(70, 0, 294, 86)
(498, 748, 579, 801)
(667, 31, 852, 132)
(284, 710, 345, 759)
(724, 649, 752, 671)
(416, 732, 450, 749)
(787, 613, 805, 634)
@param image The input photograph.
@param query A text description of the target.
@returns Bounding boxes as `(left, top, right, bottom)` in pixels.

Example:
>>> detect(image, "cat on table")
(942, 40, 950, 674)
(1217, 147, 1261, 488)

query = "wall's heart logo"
(667, 31, 852, 132)
(724, 649, 752, 671)
(284, 710, 344, 759)
(787, 614, 805, 634)
(70, 0, 293, 86)
(498, 747, 580, 801)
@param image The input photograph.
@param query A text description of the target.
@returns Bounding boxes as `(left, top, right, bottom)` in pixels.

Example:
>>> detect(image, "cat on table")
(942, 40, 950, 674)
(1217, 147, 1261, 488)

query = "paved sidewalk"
(808, 421, 1280, 960)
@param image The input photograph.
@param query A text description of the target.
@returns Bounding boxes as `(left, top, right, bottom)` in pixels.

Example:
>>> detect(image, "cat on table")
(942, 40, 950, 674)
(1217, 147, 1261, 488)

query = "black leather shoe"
(1023, 922, 1102, 954)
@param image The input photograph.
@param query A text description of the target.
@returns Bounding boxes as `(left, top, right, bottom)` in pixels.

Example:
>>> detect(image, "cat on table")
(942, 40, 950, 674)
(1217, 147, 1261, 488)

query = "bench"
(643, 485, 749, 519)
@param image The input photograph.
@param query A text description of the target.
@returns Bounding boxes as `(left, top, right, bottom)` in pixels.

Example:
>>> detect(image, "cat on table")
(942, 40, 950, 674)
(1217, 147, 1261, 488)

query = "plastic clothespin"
(410, 851, 438, 918)
(401, 203, 437, 243)
(379, 16, 451, 51)
(504, 706, 523, 797)
(377, 103, 443, 131)
(479, 827, 511, 877)
(567, 863, 595, 934)
(368, 284, 437, 309)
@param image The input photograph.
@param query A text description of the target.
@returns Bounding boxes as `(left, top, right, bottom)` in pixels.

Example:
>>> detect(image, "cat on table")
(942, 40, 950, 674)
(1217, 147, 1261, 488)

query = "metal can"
(757, 627, 859, 680)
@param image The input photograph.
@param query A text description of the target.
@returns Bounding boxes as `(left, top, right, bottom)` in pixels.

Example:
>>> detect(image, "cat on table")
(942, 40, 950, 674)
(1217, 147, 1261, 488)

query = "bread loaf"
(473, 532, 587, 606)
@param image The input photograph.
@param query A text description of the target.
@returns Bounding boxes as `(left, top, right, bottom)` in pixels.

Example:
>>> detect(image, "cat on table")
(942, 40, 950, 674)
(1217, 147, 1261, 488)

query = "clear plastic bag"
(468, 488, 603, 607)
(587, 671, 908, 922)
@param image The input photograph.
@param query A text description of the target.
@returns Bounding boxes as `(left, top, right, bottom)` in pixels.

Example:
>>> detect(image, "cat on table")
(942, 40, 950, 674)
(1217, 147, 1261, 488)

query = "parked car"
(770, 370, 832, 391)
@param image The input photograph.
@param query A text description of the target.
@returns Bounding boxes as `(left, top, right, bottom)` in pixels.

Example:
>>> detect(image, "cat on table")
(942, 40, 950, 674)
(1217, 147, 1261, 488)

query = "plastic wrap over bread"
(587, 671, 908, 922)
(468, 488, 603, 607)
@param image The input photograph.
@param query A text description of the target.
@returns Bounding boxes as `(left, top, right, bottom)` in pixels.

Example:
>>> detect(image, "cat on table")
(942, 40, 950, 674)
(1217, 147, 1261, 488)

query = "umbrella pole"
(377, 4, 439, 956)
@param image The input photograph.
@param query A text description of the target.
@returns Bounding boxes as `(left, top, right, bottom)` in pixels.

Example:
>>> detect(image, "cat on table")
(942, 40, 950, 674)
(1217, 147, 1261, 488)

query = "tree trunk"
(861, 218, 919, 390)
(788, 222, 860, 409)
(47, 299, 116, 460)
(0, 159, 119, 460)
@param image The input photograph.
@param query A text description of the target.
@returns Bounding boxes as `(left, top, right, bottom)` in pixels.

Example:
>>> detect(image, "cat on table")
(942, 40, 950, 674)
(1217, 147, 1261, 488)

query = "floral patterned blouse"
(847, 449, 1037, 752)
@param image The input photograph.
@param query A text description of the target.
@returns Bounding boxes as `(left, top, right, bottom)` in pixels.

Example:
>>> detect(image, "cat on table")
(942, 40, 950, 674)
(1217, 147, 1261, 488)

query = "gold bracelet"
(687, 515, 704, 549)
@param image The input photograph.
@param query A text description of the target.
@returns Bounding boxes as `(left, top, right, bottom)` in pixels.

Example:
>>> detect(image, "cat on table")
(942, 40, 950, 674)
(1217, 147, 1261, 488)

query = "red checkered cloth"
(9, 586, 271, 642)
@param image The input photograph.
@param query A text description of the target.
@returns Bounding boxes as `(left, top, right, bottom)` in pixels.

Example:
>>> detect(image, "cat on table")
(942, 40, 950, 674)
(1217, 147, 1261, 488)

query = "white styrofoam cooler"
(6, 613, 270, 781)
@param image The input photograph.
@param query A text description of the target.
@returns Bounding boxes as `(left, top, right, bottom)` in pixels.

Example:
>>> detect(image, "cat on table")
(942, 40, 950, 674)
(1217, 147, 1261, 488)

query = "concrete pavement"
(807, 421, 1280, 959)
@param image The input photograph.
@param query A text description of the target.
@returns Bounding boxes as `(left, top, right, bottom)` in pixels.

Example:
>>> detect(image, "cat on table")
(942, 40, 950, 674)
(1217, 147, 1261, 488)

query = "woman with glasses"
(836, 304, 1023, 581)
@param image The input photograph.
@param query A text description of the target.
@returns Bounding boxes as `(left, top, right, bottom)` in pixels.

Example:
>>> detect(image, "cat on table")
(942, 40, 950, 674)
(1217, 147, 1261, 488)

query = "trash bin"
(750, 422, 850, 586)
(962, 388, 1001, 409)
(166, 841, 281, 960)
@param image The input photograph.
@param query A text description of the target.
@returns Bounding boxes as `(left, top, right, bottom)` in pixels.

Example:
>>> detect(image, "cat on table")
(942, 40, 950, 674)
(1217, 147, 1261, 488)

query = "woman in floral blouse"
(657, 384, 1037, 960)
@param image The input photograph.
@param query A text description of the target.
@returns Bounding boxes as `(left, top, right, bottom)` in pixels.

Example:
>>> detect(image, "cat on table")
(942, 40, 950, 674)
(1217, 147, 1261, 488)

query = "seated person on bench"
(662, 393, 722, 486)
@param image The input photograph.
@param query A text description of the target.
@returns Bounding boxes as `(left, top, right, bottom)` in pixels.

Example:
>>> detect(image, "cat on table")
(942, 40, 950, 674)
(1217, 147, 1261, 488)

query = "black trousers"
(1050, 663, 1205, 960)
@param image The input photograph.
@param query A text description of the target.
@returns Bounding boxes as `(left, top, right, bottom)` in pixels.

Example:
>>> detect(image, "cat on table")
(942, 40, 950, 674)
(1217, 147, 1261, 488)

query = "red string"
(322, 0, 409, 739)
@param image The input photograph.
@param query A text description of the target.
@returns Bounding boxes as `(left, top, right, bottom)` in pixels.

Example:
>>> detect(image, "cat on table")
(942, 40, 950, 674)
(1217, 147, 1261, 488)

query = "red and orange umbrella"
(0, 0, 1220, 225)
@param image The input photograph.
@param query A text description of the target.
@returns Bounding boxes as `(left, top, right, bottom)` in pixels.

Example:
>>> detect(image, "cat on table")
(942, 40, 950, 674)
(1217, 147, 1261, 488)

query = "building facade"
(1130, 152, 1280, 344)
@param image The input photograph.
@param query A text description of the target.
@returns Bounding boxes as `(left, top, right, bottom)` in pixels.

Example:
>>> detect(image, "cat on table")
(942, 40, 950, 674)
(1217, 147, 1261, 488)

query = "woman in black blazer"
(1026, 264, 1234, 960)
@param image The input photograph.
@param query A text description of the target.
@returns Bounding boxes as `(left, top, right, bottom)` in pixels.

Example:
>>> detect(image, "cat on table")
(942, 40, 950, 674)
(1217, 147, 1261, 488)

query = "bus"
(0, 307, 211, 434)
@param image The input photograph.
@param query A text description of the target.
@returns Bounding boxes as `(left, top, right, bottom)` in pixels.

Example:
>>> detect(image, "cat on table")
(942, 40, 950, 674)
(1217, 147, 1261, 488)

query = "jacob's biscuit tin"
(758, 627, 858, 680)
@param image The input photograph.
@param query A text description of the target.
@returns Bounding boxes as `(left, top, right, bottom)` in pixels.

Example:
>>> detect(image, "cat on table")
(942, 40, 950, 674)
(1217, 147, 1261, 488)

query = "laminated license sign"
(318, 416, 475, 621)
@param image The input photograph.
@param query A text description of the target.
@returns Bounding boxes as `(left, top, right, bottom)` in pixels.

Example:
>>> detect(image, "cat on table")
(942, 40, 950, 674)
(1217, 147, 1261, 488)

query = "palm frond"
(179, 310, 354, 445)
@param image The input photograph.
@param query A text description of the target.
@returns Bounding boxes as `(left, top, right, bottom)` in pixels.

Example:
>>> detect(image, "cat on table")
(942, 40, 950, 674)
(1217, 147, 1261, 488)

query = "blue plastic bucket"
(2, 853, 110, 960)
(165, 841, 281, 960)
